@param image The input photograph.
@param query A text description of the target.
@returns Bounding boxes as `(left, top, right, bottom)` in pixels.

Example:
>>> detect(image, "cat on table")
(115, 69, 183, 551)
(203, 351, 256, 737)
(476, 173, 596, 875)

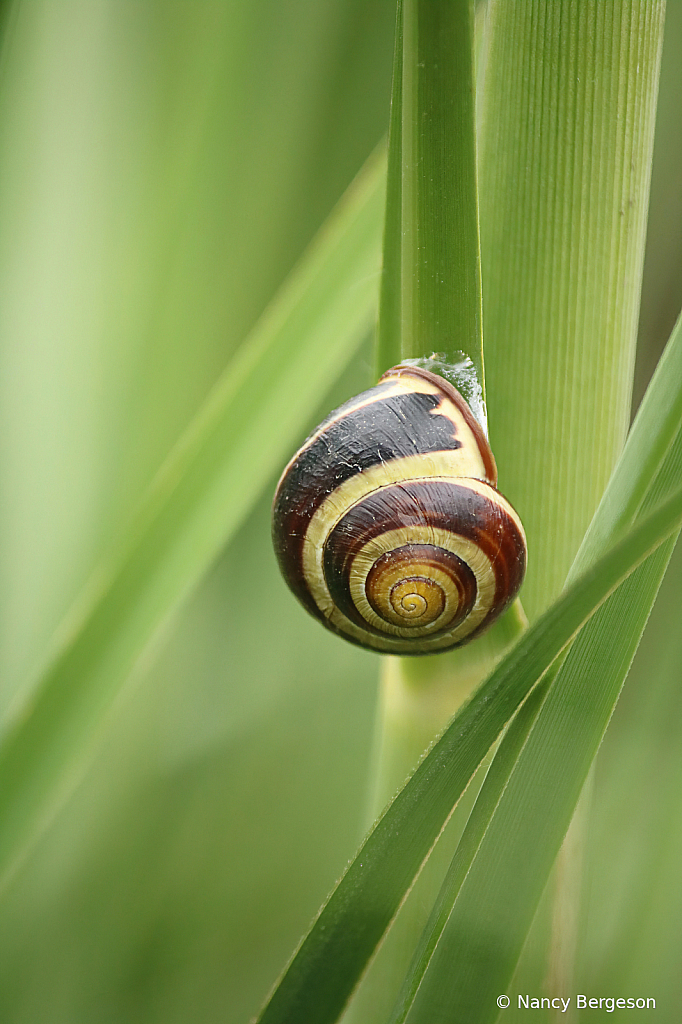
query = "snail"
(272, 364, 526, 655)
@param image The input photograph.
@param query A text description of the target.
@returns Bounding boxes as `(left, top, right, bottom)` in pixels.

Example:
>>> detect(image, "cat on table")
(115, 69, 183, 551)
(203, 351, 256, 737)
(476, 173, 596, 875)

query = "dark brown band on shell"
(273, 383, 467, 579)
(272, 371, 487, 619)
(380, 366, 497, 484)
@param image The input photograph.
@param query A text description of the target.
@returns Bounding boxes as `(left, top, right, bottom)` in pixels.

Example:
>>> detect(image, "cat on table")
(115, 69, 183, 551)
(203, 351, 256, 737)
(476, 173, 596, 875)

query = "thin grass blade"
(380, 0, 482, 375)
(376, 0, 403, 375)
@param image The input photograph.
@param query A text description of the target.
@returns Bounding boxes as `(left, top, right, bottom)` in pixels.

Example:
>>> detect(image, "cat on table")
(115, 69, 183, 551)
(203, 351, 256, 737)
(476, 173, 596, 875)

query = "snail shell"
(272, 365, 526, 655)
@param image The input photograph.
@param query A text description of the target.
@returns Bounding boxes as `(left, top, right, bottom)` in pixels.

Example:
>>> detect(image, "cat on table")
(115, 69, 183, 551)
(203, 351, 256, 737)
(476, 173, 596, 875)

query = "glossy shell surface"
(272, 365, 526, 654)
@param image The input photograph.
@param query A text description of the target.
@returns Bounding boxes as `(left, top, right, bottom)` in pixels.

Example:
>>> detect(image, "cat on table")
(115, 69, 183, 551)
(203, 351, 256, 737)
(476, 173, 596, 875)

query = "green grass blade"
(400, 331, 682, 1023)
(255, 482, 682, 1024)
(403, 544, 677, 1024)
(385, 309, 682, 1023)
(376, 0, 403, 375)
(386, 0, 482, 374)
(0, 149, 386, 888)
(571, 311, 682, 576)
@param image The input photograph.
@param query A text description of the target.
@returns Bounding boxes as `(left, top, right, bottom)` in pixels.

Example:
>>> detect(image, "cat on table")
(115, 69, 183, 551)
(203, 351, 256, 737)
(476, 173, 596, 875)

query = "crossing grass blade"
(390, 313, 682, 1022)
(391, 311, 679, 1024)
(255, 482, 682, 1024)
(406, 545, 678, 1024)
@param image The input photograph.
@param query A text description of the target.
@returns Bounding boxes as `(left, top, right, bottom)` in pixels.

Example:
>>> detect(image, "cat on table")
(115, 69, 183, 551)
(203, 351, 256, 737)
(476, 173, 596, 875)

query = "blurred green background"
(0, 2, 680, 1022)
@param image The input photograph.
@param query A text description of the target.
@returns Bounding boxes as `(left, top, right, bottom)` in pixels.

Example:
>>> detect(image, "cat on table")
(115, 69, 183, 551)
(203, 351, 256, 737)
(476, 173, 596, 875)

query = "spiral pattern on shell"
(272, 365, 526, 655)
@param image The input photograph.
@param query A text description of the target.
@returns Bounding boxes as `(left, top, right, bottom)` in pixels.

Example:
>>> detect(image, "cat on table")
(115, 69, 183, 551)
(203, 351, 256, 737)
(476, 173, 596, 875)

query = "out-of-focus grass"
(0, 2, 680, 1023)
(0, 2, 392, 1021)
(0, 0, 392, 706)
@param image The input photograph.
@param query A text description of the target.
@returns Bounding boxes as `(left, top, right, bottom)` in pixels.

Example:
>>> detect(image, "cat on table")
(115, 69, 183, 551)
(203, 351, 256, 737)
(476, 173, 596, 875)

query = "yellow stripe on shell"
(361, 557, 449, 627)
(346, 527, 495, 640)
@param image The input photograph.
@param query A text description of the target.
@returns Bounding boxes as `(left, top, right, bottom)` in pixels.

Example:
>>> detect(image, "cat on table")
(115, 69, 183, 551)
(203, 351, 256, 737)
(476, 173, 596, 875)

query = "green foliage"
(0, 146, 385, 888)
(0, 2, 680, 1024)
(380, 0, 482, 375)
(257, 314, 682, 1024)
